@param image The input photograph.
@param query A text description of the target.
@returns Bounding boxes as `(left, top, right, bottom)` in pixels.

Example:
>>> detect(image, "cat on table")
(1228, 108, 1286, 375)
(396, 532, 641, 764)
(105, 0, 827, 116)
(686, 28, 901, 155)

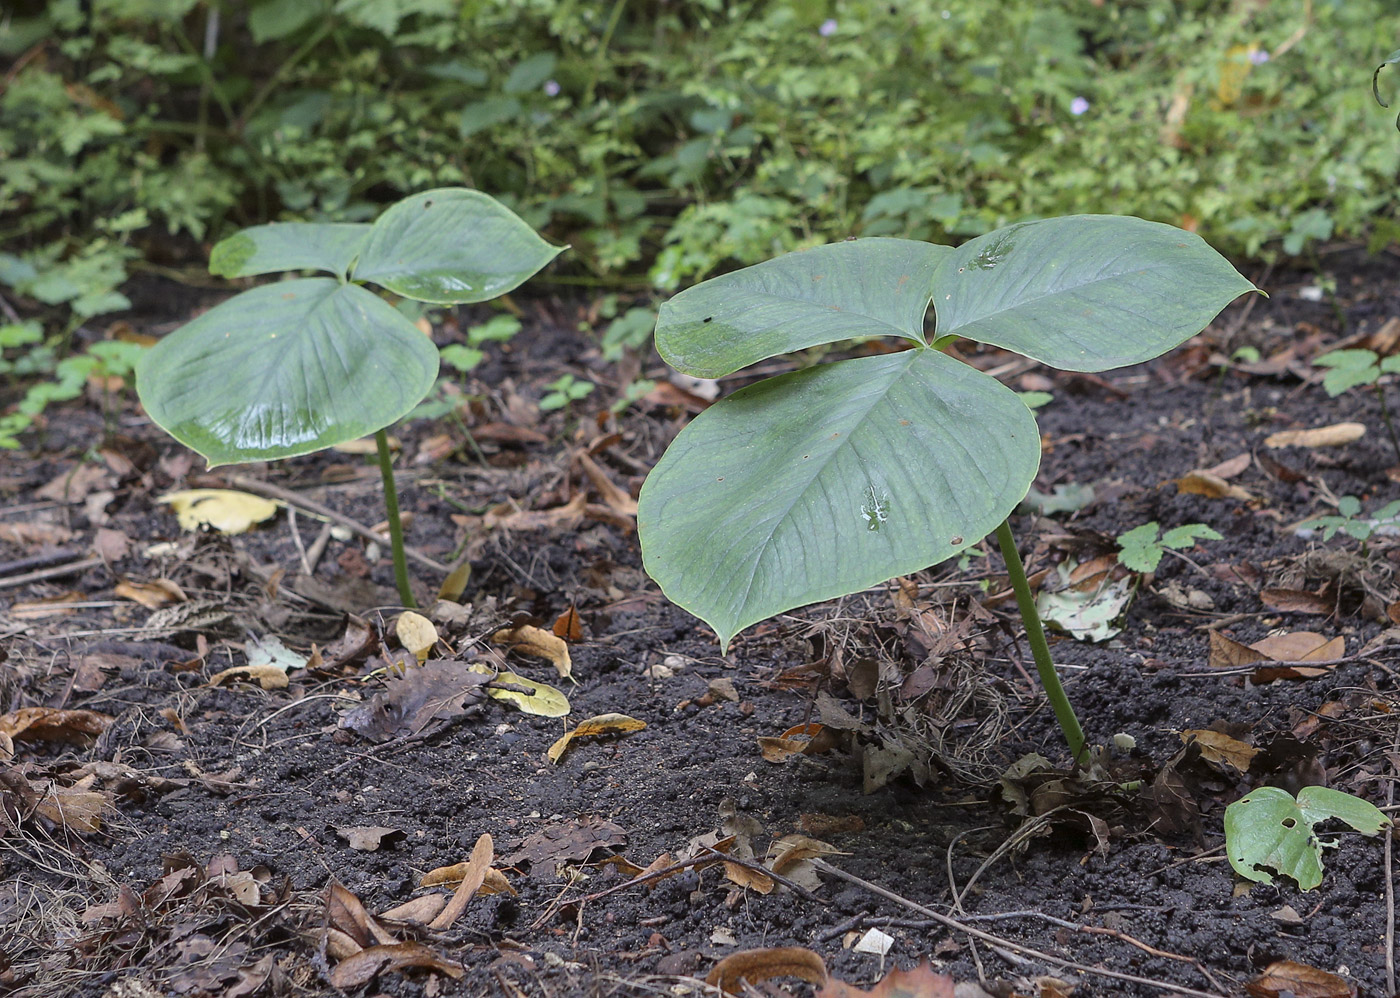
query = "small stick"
(810, 859, 1230, 998)
(0, 556, 104, 589)
(220, 473, 448, 574)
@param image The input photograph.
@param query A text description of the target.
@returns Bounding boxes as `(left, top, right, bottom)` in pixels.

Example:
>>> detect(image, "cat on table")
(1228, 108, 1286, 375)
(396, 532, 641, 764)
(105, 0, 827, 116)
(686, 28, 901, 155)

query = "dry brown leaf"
(429, 832, 494, 930)
(28, 780, 110, 834)
(1182, 729, 1258, 771)
(36, 464, 110, 503)
(1245, 959, 1356, 998)
(329, 943, 465, 988)
(0, 707, 112, 745)
(1251, 632, 1342, 661)
(0, 521, 75, 546)
(722, 860, 775, 894)
(504, 815, 626, 866)
(491, 623, 572, 679)
(767, 835, 845, 875)
(1264, 423, 1366, 449)
(817, 960, 958, 998)
(394, 611, 438, 663)
(325, 882, 382, 949)
(333, 825, 404, 852)
(419, 862, 516, 895)
(208, 664, 289, 691)
(577, 452, 638, 517)
(115, 578, 187, 609)
(548, 713, 646, 764)
(10, 591, 84, 619)
(552, 604, 583, 642)
(757, 722, 827, 763)
(1176, 470, 1253, 501)
(379, 895, 447, 925)
(475, 493, 588, 532)
(1206, 453, 1252, 479)
(338, 660, 494, 743)
(1260, 587, 1333, 615)
(707, 946, 827, 995)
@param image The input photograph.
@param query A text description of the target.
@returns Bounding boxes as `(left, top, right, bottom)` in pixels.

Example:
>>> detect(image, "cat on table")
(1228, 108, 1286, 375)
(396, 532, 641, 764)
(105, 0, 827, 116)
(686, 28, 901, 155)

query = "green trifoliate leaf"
(637, 349, 1040, 649)
(654, 239, 950, 379)
(1225, 785, 1390, 890)
(209, 223, 372, 279)
(137, 278, 439, 467)
(931, 215, 1258, 372)
(352, 188, 564, 304)
(1314, 349, 1380, 396)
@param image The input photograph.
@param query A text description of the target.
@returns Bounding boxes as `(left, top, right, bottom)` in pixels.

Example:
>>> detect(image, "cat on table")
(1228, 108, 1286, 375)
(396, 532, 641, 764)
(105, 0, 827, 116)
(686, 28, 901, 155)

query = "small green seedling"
(1115, 521, 1222, 573)
(1299, 495, 1400, 548)
(540, 374, 595, 412)
(1225, 785, 1390, 891)
(636, 215, 1256, 763)
(137, 188, 564, 606)
(1313, 348, 1400, 463)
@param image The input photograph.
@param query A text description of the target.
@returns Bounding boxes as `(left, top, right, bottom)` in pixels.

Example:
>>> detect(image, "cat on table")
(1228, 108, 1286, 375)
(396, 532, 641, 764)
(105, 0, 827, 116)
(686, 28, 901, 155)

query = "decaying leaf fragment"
(1245, 959, 1357, 998)
(1208, 630, 1343, 682)
(490, 623, 573, 679)
(429, 832, 493, 930)
(159, 489, 279, 534)
(328, 943, 465, 989)
(706, 946, 827, 996)
(548, 713, 646, 763)
(420, 862, 515, 896)
(1264, 423, 1366, 449)
(1181, 729, 1258, 771)
(0, 708, 113, 746)
(816, 958, 961, 997)
(339, 660, 495, 742)
(208, 664, 290, 690)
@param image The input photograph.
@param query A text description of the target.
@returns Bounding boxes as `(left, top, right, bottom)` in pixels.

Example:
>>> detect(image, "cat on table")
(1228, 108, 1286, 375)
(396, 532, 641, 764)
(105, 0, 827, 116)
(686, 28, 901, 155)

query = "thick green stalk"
(375, 428, 415, 608)
(994, 519, 1087, 765)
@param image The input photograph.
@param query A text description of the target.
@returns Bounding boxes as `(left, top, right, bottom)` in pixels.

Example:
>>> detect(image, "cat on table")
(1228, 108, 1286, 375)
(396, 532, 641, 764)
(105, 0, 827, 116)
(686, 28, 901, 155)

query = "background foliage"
(1, 0, 1398, 434)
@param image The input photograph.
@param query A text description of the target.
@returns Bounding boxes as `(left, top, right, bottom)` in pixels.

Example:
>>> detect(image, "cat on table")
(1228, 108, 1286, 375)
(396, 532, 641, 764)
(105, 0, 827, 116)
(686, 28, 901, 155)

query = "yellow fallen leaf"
(208, 664, 289, 690)
(1182, 729, 1258, 771)
(491, 624, 572, 679)
(159, 489, 278, 534)
(476, 667, 571, 718)
(548, 713, 647, 763)
(395, 611, 438, 663)
(1264, 423, 1366, 449)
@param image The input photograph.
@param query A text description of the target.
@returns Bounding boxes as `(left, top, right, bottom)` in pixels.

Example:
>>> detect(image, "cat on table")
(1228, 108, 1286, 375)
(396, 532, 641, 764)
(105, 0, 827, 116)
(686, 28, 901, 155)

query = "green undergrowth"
(1, 1, 1398, 441)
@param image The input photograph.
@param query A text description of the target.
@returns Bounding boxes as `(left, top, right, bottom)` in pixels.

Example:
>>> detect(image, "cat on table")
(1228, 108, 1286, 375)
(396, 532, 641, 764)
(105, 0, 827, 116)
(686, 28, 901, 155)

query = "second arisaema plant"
(137, 189, 563, 607)
(636, 215, 1256, 763)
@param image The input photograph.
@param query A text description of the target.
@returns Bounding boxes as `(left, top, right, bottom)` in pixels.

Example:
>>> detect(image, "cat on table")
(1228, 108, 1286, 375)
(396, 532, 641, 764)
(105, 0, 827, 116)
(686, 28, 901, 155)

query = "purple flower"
(1069, 96, 1090, 116)
(819, 18, 837, 37)
(543, 79, 561, 97)
(1249, 48, 1270, 65)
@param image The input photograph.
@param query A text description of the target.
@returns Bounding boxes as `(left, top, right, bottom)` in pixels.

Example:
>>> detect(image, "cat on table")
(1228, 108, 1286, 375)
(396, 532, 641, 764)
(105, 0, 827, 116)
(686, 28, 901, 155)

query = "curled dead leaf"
(816, 959, 958, 998)
(1176, 470, 1253, 501)
(1182, 729, 1258, 771)
(706, 946, 827, 996)
(419, 862, 516, 896)
(208, 664, 289, 691)
(548, 713, 646, 763)
(328, 943, 465, 989)
(491, 623, 572, 679)
(767, 835, 845, 875)
(757, 722, 831, 763)
(0, 707, 112, 745)
(1264, 423, 1366, 449)
(428, 832, 493, 931)
(114, 578, 187, 609)
(1245, 959, 1356, 998)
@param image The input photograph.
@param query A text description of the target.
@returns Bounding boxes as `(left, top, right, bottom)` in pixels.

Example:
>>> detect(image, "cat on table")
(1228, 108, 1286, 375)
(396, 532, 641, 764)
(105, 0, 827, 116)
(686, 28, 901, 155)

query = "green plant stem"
(376, 428, 415, 608)
(994, 519, 1087, 765)
(1374, 384, 1400, 465)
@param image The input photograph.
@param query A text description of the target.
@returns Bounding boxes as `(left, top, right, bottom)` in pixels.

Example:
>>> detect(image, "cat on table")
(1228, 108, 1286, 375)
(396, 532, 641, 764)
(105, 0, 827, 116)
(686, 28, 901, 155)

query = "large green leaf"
(1225, 785, 1390, 890)
(137, 278, 439, 467)
(209, 223, 372, 279)
(931, 215, 1257, 372)
(655, 238, 950, 379)
(637, 349, 1040, 649)
(352, 188, 564, 304)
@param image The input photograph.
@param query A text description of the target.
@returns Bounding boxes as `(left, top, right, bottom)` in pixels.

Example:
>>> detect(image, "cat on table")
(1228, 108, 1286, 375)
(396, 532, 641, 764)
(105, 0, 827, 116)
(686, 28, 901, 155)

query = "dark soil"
(5, 248, 1400, 998)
